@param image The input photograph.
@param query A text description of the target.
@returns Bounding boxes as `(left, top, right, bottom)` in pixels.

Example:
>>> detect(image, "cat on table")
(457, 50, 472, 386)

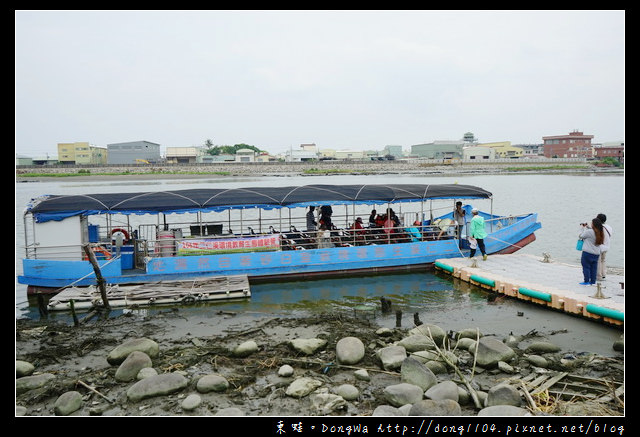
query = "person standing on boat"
(469, 208, 488, 260)
(453, 201, 466, 244)
(596, 213, 612, 281)
(578, 218, 604, 285)
(319, 205, 333, 230)
(369, 209, 378, 227)
(306, 206, 317, 233)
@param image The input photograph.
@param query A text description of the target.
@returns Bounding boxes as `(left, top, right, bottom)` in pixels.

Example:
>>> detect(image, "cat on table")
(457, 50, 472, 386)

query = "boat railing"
(23, 242, 89, 261)
(22, 241, 121, 261)
(140, 221, 465, 257)
(22, 213, 533, 263)
(483, 213, 532, 231)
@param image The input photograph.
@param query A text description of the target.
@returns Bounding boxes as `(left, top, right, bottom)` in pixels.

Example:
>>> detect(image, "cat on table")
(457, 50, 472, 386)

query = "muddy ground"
(15, 306, 624, 419)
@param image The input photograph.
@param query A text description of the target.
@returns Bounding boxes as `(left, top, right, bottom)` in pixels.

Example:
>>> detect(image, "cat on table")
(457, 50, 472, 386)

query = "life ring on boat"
(82, 246, 113, 260)
(111, 228, 130, 244)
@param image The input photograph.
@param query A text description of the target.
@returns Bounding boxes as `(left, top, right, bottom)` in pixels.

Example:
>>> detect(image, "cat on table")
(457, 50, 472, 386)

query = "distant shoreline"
(15, 161, 623, 183)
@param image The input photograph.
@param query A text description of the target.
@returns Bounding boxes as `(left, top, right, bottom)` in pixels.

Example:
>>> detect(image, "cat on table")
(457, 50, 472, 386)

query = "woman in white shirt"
(596, 213, 613, 280)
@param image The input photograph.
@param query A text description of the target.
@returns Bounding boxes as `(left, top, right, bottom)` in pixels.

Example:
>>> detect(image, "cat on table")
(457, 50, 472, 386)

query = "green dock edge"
(470, 274, 495, 288)
(434, 261, 454, 273)
(518, 287, 552, 302)
(585, 304, 624, 322)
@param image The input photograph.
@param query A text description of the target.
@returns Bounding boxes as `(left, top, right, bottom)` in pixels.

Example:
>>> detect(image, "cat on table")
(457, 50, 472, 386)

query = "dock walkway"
(434, 254, 624, 326)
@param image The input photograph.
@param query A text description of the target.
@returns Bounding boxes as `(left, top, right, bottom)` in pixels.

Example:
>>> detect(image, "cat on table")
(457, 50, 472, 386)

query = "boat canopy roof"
(25, 184, 492, 223)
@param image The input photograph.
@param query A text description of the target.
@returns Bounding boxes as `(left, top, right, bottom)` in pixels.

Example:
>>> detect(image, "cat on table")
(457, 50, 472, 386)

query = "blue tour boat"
(18, 183, 541, 296)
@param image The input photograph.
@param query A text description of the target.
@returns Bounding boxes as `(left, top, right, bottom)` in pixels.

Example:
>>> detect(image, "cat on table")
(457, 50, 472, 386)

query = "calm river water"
(15, 173, 625, 354)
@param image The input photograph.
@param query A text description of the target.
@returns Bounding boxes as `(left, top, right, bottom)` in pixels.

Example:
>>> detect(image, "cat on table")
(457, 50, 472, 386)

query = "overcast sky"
(15, 10, 625, 156)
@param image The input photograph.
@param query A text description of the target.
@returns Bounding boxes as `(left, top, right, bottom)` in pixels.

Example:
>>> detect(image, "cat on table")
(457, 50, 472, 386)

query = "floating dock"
(47, 275, 251, 311)
(434, 254, 624, 326)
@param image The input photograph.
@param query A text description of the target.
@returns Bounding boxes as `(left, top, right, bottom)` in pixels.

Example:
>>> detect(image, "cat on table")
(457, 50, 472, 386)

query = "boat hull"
(21, 214, 541, 294)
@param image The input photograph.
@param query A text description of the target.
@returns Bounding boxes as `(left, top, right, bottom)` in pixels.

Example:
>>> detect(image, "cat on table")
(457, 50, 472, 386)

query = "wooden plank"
(530, 372, 568, 395)
(596, 385, 624, 404)
(525, 371, 623, 403)
(566, 374, 623, 387)
(520, 382, 541, 412)
(507, 371, 545, 386)
(548, 389, 598, 400)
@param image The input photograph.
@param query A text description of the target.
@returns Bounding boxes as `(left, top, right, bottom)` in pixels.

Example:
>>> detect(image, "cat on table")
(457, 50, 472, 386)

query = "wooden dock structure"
(46, 275, 251, 311)
(434, 254, 624, 326)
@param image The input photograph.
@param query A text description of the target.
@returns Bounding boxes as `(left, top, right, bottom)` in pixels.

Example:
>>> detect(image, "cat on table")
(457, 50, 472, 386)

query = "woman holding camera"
(578, 218, 605, 285)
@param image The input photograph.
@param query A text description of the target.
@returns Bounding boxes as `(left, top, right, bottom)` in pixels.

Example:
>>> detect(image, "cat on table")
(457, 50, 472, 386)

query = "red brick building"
(594, 143, 624, 163)
(542, 130, 594, 158)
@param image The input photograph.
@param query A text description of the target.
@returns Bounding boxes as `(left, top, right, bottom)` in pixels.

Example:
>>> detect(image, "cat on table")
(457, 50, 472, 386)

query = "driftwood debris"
(76, 379, 114, 403)
(510, 371, 624, 406)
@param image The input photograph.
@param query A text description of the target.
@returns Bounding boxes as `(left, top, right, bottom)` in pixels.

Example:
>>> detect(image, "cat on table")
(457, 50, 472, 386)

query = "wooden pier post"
(395, 310, 402, 328)
(82, 244, 111, 311)
(380, 297, 392, 313)
(36, 294, 48, 318)
(69, 299, 79, 326)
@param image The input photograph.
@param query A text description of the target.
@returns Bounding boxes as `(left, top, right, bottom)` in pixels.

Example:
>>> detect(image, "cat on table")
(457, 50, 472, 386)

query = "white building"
(463, 145, 495, 160)
(283, 144, 319, 162)
(235, 148, 256, 162)
(166, 146, 207, 164)
(335, 149, 365, 160)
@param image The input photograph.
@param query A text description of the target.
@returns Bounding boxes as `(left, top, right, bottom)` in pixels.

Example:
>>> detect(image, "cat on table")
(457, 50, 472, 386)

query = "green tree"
(600, 157, 622, 167)
(204, 141, 263, 156)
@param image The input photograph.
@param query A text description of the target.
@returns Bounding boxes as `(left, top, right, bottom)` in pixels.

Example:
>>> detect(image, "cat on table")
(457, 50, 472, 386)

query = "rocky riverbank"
(15, 307, 623, 417)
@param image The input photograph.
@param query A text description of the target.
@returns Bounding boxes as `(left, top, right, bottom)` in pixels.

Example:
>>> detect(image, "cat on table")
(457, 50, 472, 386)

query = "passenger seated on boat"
(405, 226, 422, 242)
(367, 212, 385, 237)
(346, 217, 367, 245)
(350, 217, 366, 234)
(433, 218, 455, 240)
(382, 208, 400, 234)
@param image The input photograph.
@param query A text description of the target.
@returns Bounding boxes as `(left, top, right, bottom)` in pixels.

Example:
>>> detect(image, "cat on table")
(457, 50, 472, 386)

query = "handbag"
(576, 239, 584, 251)
(468, 237, 477, 249)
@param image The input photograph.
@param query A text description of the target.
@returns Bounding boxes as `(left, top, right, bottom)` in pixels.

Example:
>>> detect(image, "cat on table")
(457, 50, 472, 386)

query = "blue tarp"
(26, 184, 492, 223)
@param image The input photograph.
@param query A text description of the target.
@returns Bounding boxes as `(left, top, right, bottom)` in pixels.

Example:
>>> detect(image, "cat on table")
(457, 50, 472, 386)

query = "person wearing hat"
(349, 217, 366, 244)
(350, 217, 365, 234)
(469, 208, 488, 260)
